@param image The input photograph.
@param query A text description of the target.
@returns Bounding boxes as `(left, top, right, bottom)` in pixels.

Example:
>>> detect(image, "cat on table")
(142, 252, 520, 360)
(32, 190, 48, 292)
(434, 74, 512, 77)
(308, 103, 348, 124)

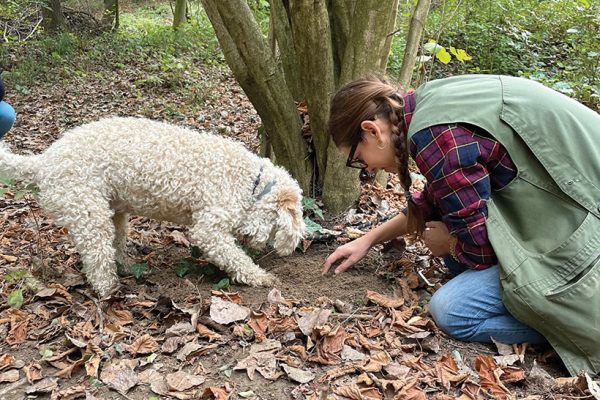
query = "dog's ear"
(273, 186, 304, 255)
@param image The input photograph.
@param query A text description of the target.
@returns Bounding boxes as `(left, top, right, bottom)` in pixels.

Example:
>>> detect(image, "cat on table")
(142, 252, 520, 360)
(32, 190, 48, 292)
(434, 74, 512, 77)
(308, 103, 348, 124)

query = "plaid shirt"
(403, 92, 517, 269)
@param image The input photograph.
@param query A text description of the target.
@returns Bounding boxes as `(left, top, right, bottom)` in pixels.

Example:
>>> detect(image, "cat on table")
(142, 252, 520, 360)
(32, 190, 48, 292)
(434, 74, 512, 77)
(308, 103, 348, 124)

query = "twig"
(198, 316, 228, 333)
(257, 249, 276, 262)
(23, 17, 43, 42)
(330, 313, 374, 321)
(0, 378, 27, 397)
(76, 289, 105, 332)
(26, 197, 46, 282)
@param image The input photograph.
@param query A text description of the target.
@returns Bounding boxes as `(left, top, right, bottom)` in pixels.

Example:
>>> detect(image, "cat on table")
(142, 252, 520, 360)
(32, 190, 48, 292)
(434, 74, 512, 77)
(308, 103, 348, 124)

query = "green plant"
(212, 278, 230, 291)
(0, 175, 40, 199)
(301, 196, 324, 236)
(3, 269, 28, 309)
(130, 263, 149, 280)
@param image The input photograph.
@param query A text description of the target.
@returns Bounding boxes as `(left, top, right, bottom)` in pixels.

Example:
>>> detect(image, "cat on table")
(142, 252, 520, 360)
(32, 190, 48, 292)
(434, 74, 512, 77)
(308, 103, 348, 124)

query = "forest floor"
(1, 27, 599, 400)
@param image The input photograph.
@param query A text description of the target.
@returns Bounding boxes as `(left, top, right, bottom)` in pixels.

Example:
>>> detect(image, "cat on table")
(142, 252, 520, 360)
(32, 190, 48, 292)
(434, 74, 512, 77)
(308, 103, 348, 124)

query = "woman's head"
(328, 76, 425, 235)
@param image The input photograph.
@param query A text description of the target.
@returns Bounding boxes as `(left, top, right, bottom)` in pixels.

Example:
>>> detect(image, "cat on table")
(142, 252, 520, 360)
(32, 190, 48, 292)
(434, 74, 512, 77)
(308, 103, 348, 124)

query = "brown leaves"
(125, 333, 159, 356)
(366, 290, 405, 308)
(166, 370, 206, 391)
(100, 359, 139, 395)
(475, 355, 524, 399)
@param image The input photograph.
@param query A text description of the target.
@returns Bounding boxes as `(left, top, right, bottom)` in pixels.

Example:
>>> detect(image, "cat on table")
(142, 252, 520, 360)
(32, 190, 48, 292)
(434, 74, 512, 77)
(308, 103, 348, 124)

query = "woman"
(0, 75, 16, 138)
(323, 74, 600, 376)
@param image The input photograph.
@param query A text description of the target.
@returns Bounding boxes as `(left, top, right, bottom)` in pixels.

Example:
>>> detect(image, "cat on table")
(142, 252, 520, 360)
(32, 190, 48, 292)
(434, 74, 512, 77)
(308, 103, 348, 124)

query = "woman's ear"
(360, 120, 379, 138)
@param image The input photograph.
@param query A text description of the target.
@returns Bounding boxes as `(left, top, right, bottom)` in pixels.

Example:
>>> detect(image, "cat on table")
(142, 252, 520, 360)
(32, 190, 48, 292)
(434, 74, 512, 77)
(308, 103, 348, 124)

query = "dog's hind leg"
(189, 208, 279, 287)
(40, 189, 120, 298)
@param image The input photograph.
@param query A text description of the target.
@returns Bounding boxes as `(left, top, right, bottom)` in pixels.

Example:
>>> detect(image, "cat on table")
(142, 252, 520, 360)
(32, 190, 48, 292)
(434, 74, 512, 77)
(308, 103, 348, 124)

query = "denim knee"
(429, 284, 474, 340)
(0, 101, 16, 138)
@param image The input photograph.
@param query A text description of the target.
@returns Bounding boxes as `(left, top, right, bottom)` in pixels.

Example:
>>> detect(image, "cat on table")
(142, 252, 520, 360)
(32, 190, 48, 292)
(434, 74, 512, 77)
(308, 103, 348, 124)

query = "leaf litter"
(0, 42, 598, 400)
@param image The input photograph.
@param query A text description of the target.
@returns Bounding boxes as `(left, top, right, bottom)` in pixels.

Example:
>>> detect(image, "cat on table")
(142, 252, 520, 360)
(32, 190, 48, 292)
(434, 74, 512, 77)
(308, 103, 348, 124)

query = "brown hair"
(328, 76, 425, 237)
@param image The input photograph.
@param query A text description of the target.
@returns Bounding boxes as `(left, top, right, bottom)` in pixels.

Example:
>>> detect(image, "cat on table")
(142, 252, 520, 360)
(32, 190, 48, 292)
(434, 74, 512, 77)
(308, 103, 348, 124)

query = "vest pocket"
(545, 253, 600, 299)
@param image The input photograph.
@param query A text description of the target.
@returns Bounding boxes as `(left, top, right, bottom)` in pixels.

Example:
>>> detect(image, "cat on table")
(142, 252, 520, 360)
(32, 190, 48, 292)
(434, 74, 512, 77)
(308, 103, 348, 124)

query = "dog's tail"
(0, 142, 39, 184)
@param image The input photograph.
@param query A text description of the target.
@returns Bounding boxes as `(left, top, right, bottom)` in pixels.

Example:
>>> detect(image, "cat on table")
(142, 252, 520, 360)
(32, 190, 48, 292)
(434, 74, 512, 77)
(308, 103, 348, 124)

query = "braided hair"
(328, 76, 425, 236)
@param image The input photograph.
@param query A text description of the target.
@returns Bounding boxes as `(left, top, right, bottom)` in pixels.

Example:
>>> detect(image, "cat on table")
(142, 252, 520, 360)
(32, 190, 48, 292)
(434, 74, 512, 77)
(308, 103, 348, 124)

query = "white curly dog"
(0, 117, 305, 298)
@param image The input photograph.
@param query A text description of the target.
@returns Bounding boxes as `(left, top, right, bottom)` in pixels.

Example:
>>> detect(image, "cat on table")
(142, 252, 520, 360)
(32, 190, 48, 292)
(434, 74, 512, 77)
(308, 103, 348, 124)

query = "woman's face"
(343, 119, 398, 174)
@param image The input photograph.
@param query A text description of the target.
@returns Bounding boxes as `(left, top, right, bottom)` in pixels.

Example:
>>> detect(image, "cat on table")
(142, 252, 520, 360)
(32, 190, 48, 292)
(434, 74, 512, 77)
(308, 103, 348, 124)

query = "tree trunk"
(200, 0, 311, 194)
(398, 0, 432, 88)
(173, 0, 187, 29)
(43, 0, 65, 31)
(102, 0, 119, 31)
(322, 0, 399, 213)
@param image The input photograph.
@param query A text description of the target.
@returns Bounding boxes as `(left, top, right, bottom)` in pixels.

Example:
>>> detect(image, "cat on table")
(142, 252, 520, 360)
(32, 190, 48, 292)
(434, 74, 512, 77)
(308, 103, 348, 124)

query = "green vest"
(407, 75, 600, 376)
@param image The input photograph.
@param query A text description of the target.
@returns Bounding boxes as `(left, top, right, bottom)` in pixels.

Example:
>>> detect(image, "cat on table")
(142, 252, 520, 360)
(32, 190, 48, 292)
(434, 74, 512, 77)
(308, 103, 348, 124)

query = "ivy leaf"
(302, 196, 324, 220)
(131, 263, 149, 280)
(8, 289, 24, 309)
(435, 48, 452, 64)
(212, 278, 230, 291)
(175, 260, 195, 277)
(304, 217, 323, 235)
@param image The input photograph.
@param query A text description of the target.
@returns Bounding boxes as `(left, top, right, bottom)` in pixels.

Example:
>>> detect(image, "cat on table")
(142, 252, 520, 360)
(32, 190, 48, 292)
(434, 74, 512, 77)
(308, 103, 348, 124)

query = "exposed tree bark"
(102, 0, 119, 31)
(379, 0, 400, 71)
(289, 0, 334, 184)
(173, 0, 187, 29)
(42, 0, 65, 31)
(398, 0, 432, 88)
(324, 0, 399, 212)
(269, 0, 302, 101)
(201, 0, 311, 193)
(330, 0, 353, 84)
(338, 0, 398, 85)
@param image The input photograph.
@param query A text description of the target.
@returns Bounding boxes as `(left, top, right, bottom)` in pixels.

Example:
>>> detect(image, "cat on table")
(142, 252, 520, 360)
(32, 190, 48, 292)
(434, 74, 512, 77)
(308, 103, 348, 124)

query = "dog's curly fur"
(0, 117, 305, 298)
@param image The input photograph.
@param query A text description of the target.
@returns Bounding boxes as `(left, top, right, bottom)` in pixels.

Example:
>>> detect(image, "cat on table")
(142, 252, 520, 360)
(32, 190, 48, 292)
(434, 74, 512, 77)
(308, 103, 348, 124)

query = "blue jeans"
(429, 257, 547, 345)
(0, 100, 16, 138)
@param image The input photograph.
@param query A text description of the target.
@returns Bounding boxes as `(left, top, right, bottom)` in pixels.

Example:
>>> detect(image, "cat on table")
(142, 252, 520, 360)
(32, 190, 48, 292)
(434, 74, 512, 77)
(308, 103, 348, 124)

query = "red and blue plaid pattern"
(403, 92, 517, 270)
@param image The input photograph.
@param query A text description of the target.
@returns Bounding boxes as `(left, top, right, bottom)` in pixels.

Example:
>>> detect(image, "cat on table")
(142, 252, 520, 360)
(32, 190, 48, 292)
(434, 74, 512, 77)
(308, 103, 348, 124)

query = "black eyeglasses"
(346, 140, 368, 169)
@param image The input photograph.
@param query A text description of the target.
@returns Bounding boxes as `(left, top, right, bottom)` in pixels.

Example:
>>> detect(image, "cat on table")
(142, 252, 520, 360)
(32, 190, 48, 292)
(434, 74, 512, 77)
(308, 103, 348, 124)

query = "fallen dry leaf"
(0, 354, 16, 370)
(127, 333, 159, 356)
(196, 323, 222, 341)
(166, 370, 206, 391)
(475, 355, 512, 399)
(24, 362, 43, 383)
(209, 296, 249, 325)
(281, 363, 315, 383)
(234, 349, 280, 381)
(100, 359, 139, 395)
(0, 369, 19, 383)
(201, 386, 230, 399)
(366, 290, 404, 308)
(297, 308, 331, 336)
(362, 351, 392, 373)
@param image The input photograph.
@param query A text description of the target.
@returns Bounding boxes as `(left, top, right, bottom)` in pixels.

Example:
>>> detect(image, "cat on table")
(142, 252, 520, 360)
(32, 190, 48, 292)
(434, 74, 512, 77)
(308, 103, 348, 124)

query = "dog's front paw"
(245, 272, 280, 288)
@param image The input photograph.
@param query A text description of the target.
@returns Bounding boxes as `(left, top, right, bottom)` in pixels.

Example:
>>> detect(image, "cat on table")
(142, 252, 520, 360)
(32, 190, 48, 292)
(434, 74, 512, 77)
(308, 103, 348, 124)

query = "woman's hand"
(422, 221, 453, 257)
(322, 236, 372, 275)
